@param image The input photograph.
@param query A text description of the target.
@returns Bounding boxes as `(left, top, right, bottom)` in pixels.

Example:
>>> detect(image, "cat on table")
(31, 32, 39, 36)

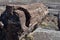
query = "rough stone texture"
(28, 28, 60, 40)
(41, 14, 58, 30)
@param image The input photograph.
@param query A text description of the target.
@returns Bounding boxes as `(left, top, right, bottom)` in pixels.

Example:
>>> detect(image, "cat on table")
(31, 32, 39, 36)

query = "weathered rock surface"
(27, 28, 60, 40)
(41, 14, 58, 30)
